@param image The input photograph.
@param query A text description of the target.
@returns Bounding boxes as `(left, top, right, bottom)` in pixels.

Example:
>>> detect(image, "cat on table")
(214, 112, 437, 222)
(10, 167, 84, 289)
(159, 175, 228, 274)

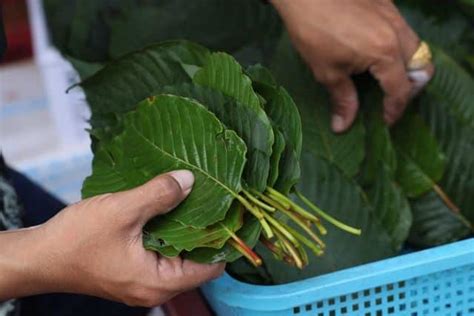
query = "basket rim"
(201, 238, 474, 312)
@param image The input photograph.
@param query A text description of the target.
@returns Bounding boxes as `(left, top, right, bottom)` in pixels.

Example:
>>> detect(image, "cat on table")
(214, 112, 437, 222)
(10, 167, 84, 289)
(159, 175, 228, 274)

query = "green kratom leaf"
(105, 0, 281, 61)
(66, 1, 109, 61)
(419, 48, 474, 223)
(392, 114, 446, 198)
(248, 65, 303, 194)
(246, 64, 277, 86)
(408, 190, 471, 248)
(83, 95, 247, 228)
(66, 55, 104, 80)
(159, 82, 274, 192)
(144, 203, 244, 253)
(424, 47, 474, 127)
(194, 53, 263, 110)
(366, 165, 412, 250)
(268, 127, 285, 187)
(80, 41, 211, 135)
(184, 215, 261, 264)
(358, 87, 397, 186)
(270, 33, 365, 177)
(193, 54, 274, 191)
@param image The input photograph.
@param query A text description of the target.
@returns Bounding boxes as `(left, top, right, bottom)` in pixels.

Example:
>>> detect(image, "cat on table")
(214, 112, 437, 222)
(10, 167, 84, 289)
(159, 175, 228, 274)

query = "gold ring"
(407, 41, 432, 71)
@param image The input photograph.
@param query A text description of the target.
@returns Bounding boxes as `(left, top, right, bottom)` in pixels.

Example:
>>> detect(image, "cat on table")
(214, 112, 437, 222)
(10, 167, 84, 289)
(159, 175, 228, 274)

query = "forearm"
(0, 226, 45, 300)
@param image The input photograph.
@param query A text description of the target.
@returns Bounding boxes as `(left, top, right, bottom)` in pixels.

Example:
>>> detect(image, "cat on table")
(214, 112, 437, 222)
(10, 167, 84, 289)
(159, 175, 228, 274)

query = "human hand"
(271, 0, 435, 132)
(0, 170, 224, 306)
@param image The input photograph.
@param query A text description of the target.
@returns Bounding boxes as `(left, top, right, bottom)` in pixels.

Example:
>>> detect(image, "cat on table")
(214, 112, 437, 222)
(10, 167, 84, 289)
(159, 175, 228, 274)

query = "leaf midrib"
(131, 124, 241, 199)
(398, 150, 435, 187)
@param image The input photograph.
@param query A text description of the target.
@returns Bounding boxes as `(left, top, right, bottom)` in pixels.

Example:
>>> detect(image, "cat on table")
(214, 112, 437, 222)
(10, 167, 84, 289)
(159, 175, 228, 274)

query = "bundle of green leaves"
(81, 41, 360, 268)
(57, 0, 474, 284)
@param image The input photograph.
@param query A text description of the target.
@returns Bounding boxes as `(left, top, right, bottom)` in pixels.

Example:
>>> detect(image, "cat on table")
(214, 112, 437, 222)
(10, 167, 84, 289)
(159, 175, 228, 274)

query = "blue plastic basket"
(201, 238, 474, 316)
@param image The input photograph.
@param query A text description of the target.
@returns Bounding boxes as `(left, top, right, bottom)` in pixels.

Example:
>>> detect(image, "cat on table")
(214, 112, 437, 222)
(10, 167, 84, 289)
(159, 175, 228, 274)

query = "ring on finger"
(407, 41, 433, 90)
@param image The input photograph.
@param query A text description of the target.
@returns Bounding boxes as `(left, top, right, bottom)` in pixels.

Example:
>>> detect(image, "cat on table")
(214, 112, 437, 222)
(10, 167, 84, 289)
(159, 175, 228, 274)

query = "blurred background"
(0, 0, 92, 204)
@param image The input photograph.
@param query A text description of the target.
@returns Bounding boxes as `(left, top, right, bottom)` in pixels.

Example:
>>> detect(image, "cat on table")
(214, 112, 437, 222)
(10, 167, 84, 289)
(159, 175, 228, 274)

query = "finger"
(176, 260, 225, 291)
(374, 0, 436, 96)
(370, 55, 412, 125)
(322, 74, 359, 133)
(408, 63, 435, 96)
(374, 0, 420, 62)
(115, 170, 194, 224)
(157, 256, 225, 292)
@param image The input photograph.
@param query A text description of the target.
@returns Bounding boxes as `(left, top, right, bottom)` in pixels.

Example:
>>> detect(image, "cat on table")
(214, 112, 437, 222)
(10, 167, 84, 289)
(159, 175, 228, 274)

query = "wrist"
(0, 226, 47, 300)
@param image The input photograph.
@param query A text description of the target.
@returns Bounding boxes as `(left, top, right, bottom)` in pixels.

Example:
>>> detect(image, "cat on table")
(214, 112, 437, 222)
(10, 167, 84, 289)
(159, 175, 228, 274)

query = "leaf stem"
(297, 243, 309, 266)
(251, 189, 288, 210)
(280, 222, 324, 256)
(432, 184, 460, 214)
(260, 237, 284, 260)
(228, 240, 262, 267)
(242, 190, 276, 212)
(263, 187, 291, 209)
(273, 230, 304, 269)
(277, 207, 326, 249)
(222, 224, 262, 266)
(236, 195, 274, 238)
(266, 187, 321, 223)
(261, 210, 299, 246)
(295, 190, 362, 236)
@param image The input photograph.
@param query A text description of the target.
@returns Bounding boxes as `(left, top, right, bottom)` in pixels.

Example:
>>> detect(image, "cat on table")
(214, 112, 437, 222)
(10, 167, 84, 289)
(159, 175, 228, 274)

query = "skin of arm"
(270, 0, 434, 132)
(0, 170, 224, 307)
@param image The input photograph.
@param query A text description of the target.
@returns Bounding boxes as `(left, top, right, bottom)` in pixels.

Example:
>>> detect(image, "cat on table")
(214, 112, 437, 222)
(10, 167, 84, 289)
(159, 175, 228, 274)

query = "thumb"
(324, 75, 359, 133)
(115, 170, 194, 224)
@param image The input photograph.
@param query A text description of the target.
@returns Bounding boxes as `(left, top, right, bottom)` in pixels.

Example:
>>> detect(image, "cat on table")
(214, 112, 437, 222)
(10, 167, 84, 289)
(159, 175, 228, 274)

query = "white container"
(26, 0, 91, 148)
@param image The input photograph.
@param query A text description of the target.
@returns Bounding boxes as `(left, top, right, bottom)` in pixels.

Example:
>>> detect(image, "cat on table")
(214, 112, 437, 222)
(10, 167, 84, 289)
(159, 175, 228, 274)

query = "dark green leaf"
(268, 128, 286, 187)
(246, 64, 277, 86)
(270, 34, 365, 177)
(81, 40, 210, 118)
(419, 48, 474, 223)
(366, 165, 412, 250)
(248, 65, 303, 194)
(408, 190, 471, 247)
(194, 53, 262, 110)
(144, 203, 244, 253)
(66, 55, 104, 80)
(193, 53, 274, 191)
(83, 95, 247, 228)
(358, 87, 397, 186)
(392, 114, 446, 198)
(105, 0, 281, 61)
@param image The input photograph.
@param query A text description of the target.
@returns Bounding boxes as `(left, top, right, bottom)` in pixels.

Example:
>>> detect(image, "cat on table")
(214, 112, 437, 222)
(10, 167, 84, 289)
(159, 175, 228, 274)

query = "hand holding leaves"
(82, 42, 359, 268)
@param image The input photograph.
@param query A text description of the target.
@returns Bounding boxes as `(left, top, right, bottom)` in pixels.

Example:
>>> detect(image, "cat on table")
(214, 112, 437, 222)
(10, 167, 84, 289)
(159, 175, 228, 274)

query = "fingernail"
(169, 170, 194, 195)
(331, 114, 345, 133)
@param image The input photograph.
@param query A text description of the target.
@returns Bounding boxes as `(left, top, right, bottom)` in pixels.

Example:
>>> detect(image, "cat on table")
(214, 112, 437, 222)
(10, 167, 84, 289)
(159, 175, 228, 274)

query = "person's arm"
(0, 170, 224, 306)
(270, 0, 434, 132)
(0, 227, 45, 299)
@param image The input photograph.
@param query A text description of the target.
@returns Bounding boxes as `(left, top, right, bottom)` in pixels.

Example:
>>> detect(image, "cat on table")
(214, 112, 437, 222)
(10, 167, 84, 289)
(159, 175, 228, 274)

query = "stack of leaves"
(80, 41, 360, 268)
